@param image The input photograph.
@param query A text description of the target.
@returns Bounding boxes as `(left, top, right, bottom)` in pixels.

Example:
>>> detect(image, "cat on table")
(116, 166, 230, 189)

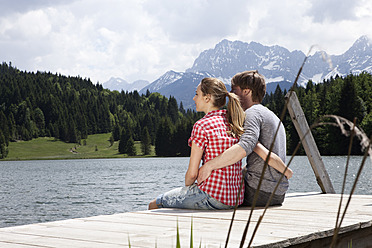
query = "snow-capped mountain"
(301, 36, 372, 84)
(143, 35, 372, 110)
(140, 70, 183, 92)
(140, 71, 214, 109)
(186, 39, 305, 86)
(103, 77, 149, 92)
(331, 36, 372, 75)
(187, 36, 372, 87)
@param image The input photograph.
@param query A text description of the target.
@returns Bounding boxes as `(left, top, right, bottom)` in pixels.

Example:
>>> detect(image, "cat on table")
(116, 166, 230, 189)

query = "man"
(197, 70, 292, 206)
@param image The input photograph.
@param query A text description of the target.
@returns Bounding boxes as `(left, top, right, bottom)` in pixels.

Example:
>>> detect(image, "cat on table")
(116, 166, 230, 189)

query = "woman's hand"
(197, 162, 213, 185)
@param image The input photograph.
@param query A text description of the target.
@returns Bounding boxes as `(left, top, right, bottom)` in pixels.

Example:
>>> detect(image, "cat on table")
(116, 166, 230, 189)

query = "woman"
(148, 78, 287, 210)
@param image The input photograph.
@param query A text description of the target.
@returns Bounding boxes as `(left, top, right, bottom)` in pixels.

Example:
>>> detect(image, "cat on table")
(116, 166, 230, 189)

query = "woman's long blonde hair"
(199, 78, 245, 138)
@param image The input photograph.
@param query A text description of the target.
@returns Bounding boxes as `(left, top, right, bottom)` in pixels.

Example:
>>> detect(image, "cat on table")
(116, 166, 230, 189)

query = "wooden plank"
(0, 226, 132, 248)
(44, 209, 368, 243)
(285, 91, 335, 193)
(0, 241, 49, 248)
(0, 193, 371, 247)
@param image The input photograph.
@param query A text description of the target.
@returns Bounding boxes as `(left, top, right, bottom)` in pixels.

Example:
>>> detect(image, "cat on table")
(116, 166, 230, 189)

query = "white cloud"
(1, 0, 372, 83)
(144, 0, 249, 43)
(306, 0, 360, 23)
(0, 0, 73, 15)
(233, 0, 372, 55)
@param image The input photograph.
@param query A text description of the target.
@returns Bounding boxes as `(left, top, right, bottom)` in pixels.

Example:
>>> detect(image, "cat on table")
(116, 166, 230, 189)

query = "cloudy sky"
(1, 0, 371, 84)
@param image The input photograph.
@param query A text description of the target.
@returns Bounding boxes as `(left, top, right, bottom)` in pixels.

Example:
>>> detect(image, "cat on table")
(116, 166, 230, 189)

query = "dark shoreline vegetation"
(1, 62, 372, 160)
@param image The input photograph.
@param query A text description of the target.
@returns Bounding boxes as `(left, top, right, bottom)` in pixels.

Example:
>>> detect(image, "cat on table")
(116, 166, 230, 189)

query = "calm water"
(0, 156, 371, 228)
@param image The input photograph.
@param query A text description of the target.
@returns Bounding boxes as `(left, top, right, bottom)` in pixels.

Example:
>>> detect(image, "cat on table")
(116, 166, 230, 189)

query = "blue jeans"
(156, 184, 234, 210)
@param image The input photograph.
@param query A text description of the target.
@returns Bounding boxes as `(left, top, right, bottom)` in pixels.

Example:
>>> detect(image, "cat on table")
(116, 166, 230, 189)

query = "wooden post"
(285, 91, 335, 193)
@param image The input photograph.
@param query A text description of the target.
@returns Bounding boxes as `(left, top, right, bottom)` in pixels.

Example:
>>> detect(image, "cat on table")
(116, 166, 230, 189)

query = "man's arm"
(253, 143, 293, 179)
(197, 144, 246, 184)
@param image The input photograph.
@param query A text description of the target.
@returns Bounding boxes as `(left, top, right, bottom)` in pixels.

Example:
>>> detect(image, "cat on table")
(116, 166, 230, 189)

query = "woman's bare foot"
(148, 199, 158, 210)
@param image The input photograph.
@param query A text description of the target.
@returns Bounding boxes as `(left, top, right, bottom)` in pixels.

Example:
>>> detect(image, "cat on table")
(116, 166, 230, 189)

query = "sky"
(1, 0, 372, 84)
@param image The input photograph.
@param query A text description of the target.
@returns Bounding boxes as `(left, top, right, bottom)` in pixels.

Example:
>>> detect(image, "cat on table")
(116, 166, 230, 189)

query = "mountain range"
(104, 35, 372, 110)
(103, 77, 149, 92)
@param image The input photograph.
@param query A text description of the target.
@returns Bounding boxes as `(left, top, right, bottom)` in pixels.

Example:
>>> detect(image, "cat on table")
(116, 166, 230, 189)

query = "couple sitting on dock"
(149, 70, 293, 210)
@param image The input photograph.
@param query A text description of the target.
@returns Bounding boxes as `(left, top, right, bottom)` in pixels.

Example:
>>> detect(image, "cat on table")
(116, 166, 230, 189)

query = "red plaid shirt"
(188, 109, 244, 206)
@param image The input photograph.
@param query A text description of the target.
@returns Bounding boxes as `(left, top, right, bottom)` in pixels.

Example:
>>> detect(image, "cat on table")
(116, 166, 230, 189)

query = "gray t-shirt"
(238, 104, 289, 195)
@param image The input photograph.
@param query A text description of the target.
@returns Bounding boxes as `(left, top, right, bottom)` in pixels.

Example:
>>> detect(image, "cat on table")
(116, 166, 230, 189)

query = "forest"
(263, 72, 372, 156)
(0, 62, 371, 159)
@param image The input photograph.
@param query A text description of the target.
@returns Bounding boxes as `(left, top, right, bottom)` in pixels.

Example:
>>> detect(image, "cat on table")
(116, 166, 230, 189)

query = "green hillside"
(4, 133, 155, 161)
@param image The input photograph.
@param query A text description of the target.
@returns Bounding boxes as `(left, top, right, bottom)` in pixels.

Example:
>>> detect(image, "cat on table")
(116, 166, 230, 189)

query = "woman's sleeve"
(188, 122, 207, 150)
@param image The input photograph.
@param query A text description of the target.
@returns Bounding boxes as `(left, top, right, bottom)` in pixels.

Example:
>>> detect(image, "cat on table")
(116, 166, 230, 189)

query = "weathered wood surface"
(285, 91, 335, 194)
(0, 192, 371, 247)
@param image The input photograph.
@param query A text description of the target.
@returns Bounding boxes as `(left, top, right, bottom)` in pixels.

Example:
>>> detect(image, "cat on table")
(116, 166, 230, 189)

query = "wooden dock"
(0, 192, 371, 247)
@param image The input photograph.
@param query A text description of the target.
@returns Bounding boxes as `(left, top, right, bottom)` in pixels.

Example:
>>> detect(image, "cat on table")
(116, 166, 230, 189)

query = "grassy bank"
(4, 133, 155, 161)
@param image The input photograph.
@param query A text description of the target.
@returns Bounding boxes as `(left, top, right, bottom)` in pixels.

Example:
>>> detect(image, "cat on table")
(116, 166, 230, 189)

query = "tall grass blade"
(334, 119, 356, 231)
(348, 239, 352, 248)
(190, 217, 193, 248)
(176, 220, 181, 248)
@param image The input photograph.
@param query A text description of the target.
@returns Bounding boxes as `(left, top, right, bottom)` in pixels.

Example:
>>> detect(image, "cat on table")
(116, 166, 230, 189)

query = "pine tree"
(67, 117, 79, 143)
(112, 125, 121, 141)
(302, 81, 320, 126)
(167, 96, 179, 123)
(0, 111, 9, 145)
(141, 126, 151, 155)
(118, 126, 136, 155)
(155, 117, 174, 156)
(179, 101, 186, 115)
(118, 128, 128, 154)
(336, 75, 364, 154)
(273, 84, 284, 116)
(34, 107, 45, 136)
(0, 131, 8, 159)
(126, 136, 136, 156)
(141, 113, 154, 144)
(172, 119, 192, 156)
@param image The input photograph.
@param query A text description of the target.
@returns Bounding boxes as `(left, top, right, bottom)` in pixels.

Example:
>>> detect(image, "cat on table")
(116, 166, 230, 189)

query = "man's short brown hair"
(231, 70, 266, 103)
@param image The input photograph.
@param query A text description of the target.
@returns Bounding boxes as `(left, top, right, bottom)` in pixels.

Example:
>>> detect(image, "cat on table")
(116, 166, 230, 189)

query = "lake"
(0, 156, 371, 228)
